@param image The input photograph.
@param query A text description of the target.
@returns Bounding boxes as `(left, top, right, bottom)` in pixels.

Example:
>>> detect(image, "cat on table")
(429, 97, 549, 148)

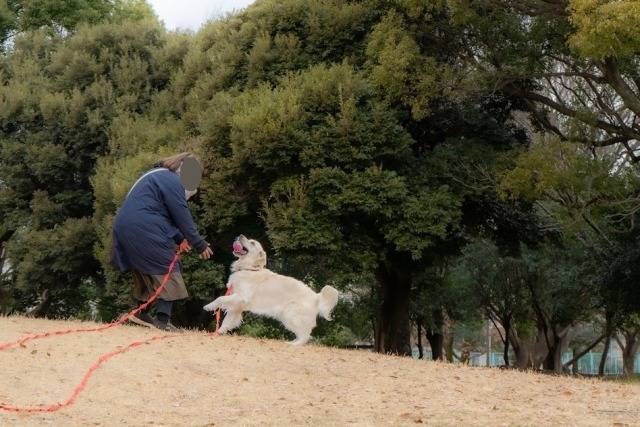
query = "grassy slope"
(0, 316, 639, 426)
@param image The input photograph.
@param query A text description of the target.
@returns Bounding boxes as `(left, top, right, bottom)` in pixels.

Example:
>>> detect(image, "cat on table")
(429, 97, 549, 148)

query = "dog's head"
(231, 234, 267, 271)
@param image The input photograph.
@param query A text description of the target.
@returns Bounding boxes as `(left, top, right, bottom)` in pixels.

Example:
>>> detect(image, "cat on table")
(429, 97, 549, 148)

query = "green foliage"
(5, 217, 99, 317)
(502, 140, 615, 201)
(317, 323, 358, 347)
(179, 251, 226, 301)
(366, 11, 440, 120)
(451, 238, 594, 351)
(0, 11, 190, 317)
(237, 313, 294, 340)
(569, 0, 640, 59)
(501, 139, 639, 239)
(591, 233, 640, 317)
(15, 0, 112, 29)
(451, 239, 531, 322)
(0, 0, 108, 47)
(112, 0, 156, 23)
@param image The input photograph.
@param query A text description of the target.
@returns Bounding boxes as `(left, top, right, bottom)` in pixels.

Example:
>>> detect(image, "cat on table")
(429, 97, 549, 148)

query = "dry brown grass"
(0, 316, 638, 426)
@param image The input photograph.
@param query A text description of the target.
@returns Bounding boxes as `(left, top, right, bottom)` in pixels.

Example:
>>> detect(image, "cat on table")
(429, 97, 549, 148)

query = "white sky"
(147, 0, 256, 31)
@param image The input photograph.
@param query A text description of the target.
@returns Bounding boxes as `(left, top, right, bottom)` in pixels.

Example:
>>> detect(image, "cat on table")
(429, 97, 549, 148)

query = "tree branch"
(490, 316, 507, 345)
(601, 58, 640, 118)
(563, 334, 605, 368)
(534, 72, 607, 84)
(517, 88, 640, 139)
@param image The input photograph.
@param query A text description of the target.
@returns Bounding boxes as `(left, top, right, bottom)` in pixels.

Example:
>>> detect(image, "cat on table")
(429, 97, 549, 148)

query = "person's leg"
(128, 272, 155, 327)
(155, 299, 173, 323)
(152, 299, 181, 332)
(146, 271, 187, 331)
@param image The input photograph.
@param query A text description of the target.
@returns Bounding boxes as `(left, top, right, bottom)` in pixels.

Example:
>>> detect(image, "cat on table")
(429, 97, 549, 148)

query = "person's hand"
(200, 246, 213, 260)
(179, 239, 191, 253)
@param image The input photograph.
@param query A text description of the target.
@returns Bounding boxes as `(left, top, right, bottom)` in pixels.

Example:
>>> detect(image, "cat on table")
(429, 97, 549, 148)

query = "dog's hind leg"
(286, 314, 315, 346)
(218, 310, 243, 334)
(290, 334, 311, 346)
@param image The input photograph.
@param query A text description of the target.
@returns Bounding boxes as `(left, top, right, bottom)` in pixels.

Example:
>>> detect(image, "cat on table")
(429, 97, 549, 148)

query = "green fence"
(412, 348, 640, 375)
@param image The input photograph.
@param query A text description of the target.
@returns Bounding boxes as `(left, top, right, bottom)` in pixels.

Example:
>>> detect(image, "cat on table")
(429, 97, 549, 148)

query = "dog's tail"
(317, 286, 339, 320)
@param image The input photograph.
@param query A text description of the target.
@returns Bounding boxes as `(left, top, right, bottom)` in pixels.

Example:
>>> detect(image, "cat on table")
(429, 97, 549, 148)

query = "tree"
(0, 0, 156, 48)
(452, 240, 538, 368)
(452, 238, 594, 372)
(6, 217, 98, 317)
(503, 138, 640, 373)
(8, 0, 627, 368)
(0, 13, 174, 316)
(168, 0, 533, 354)
(454, 0, 640, 162)
(595, 234, 640, 376)
(196, 61, 458, 354)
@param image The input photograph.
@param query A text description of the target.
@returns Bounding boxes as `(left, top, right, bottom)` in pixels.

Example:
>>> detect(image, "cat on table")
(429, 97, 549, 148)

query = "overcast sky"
(147, 0, 256, 31)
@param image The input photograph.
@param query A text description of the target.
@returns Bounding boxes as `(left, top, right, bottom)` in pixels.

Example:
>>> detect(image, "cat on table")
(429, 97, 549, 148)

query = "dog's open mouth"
(232, 239, 248, 256)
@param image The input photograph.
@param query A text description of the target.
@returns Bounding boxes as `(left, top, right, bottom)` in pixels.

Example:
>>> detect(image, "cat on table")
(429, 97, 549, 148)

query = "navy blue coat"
(111, 168, 208, 275)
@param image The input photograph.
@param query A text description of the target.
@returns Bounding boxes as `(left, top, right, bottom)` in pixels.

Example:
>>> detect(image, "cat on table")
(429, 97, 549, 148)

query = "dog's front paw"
(203, 301, 217, 312)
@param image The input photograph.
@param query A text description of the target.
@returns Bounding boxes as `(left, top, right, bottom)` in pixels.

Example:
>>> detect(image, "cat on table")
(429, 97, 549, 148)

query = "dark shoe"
(128, 311, 155, 328)
(152, 317, 182, 333)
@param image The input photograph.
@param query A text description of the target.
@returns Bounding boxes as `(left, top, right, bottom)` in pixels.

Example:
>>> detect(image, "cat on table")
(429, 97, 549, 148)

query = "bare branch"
(534, 72, 607, 84)
(514, 87, 640, 140)
(601, 58, 640, 118)
(562, 334, 605, 368)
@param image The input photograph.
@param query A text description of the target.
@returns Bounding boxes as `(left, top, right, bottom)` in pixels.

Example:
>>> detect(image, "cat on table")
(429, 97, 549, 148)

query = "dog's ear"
(257, 250, 267, 268)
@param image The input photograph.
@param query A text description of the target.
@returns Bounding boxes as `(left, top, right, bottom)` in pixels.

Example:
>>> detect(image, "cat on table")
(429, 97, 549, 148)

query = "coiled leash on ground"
(0, 249, 230, 413)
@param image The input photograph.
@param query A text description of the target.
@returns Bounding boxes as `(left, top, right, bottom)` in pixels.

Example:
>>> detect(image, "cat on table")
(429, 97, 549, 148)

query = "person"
(110, 152, 213, 332)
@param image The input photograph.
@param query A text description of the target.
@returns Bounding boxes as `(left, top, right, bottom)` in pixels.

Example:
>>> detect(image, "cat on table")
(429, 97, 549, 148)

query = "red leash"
(0, 250, 231, 413)
(0, 334, 176, 413)
(213, 285, 233, 335)
(0, 251, 183, 351)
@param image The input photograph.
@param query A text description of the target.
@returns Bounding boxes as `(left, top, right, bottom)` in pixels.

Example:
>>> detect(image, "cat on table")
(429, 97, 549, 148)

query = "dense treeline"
(1, 0, 639, 375)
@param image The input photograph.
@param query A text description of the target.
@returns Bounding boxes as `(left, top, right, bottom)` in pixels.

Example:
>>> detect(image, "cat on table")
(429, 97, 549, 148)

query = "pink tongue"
(233, 241, 243, 252)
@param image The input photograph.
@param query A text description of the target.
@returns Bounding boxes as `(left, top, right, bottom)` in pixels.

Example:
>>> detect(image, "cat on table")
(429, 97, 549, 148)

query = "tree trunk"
(622, 341, 637, 377)
(571, 347, 579, 375)
(598, 312, 615, 376)
(459, 341, 472, 365)
(563, 335, 605, 373)
(374, 318, 384, 353)
(543, 326, 571, 373)
(425, 308, 445, 360)
(0, 243, 5, 276)
(26, 289, 51, 318)
(502, 317, 510, 366)
(599, 334, 611, 376)
(512, 341, 530, 369)
(416, 318, 424, 359)
(0, 243, 10, 315)
(543, 336, 562, 373)
(374, 266, 412, 356)
(620, 329, 639, 377)
(503, 337, 510, 367)
(374, 291, 385, 353)
(426, 329, 444, 360)
(443, 313, 454, 363)
(509, 328, 548, 370)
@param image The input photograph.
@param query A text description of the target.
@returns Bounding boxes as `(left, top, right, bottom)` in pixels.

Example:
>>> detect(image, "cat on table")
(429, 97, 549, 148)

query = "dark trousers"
(137, 298, 172, 320)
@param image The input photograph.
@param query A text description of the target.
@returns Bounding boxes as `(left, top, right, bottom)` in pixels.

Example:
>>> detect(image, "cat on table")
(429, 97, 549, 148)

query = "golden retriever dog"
(203, 235, 339, 345)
